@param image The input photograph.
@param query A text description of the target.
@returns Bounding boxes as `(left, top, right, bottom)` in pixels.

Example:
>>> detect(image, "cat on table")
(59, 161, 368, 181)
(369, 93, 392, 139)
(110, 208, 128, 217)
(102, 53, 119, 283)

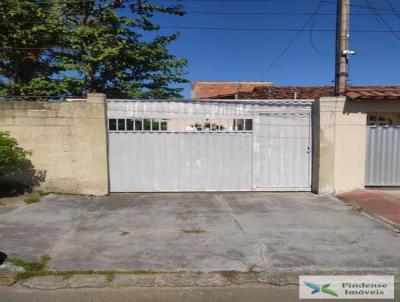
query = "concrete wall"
(313, 96, 367, 194)
(0, 94, 109, 195)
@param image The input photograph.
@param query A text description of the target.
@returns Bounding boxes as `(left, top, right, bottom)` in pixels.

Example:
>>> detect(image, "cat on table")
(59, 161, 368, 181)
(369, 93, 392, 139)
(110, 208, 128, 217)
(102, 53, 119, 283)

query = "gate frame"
(107, 99, 314, 193)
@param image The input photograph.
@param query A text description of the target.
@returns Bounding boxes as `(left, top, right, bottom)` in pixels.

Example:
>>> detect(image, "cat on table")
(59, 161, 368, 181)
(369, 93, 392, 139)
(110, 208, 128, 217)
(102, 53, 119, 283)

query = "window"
(161, 120, 168, 131)
(152, 119, 160, 131)
(117, 119, 125, 131)
(108, 118, 253, 132)
(368, 114, 393, 126)
(126, 119, 134, 131)
(245, 119, 253, 131)
(135, 119, 143, 131)
(109, 119, 117, 131)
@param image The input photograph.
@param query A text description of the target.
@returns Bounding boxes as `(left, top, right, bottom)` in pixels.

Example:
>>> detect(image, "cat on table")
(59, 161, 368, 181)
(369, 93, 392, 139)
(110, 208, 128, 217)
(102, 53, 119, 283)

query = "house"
(1, 82, 399, 196)
(191, 81, 273, 99)
(193, 82, 400, 126)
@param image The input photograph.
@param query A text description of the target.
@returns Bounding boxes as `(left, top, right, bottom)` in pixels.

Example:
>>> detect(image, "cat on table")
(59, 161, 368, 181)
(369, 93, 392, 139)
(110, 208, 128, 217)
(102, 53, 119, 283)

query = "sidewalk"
(338, 190, 400, 227)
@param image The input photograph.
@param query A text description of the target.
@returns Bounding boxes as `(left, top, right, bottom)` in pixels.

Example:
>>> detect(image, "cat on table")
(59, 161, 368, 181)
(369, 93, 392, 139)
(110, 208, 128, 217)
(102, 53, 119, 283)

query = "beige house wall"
(313, 96, 367, 194)
(0, 94, 109, 195)
(313, 97, 400, 194)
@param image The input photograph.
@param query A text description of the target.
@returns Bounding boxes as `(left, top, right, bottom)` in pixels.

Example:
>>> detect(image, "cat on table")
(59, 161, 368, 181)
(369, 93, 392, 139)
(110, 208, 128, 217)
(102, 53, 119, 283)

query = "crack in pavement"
(214, 195, 267, 264)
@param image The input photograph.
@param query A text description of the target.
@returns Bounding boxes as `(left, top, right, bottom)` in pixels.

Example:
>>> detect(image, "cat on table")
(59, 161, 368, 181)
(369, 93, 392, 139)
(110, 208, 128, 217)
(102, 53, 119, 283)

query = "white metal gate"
(366, 126, 400, 186)
(253, 113, 312, 191)
(108, 100, 312, 192)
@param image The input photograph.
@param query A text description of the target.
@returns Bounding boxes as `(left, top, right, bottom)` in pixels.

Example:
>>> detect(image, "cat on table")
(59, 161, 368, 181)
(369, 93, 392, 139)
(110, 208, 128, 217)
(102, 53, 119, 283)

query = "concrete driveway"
(0, 193, 399, 273)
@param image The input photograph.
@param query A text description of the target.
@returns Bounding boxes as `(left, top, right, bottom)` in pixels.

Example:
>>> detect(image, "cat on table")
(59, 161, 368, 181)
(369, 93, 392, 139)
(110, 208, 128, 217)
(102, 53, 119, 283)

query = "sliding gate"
(108, 100, 312, 192)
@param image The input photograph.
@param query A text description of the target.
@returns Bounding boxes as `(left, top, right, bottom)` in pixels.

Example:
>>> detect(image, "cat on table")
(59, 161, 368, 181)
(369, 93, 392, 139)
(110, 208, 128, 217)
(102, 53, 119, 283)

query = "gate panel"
(253, 113, 311, 191)
(108, 100, 313, 192)
(109, 132, 252, 192)
(366, 126, 400, 186)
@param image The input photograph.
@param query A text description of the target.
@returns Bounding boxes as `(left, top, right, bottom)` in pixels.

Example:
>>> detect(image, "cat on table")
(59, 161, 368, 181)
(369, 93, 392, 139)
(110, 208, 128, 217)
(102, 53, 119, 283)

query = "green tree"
(0, 0, 187, 99)
(0, 132, 31, 175)
(0, 0, 63, 98)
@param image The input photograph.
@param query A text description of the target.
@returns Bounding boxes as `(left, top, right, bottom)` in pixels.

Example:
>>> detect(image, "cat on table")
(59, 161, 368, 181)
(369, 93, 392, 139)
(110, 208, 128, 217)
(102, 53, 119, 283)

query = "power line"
(363, 0, 400, 53)
(385, 0, 400, 20)
(20, 0, 400, 13)
(256, 1, 325, 80)
(310, 0, 330, 56)
(186, 11, 400, 16)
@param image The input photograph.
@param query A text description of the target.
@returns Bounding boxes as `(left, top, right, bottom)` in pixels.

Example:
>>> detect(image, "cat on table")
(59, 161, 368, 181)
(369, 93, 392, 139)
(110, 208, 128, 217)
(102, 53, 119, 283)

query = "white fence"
(366, 126, 400, 186)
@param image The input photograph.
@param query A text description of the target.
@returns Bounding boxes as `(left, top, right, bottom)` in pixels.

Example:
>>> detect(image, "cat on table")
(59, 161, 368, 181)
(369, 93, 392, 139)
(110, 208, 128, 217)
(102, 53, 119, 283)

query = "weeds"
(24, 196, 41, 204)
(8, 255, 51, 280)
(7, 256, 186, 281)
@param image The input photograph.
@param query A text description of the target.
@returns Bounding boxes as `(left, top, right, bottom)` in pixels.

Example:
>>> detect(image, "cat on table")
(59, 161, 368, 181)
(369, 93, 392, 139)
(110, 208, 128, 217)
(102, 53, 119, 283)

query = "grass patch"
(39, 191, 95, 197)
(38, 191, 50, 197)
(218, 270, 241, 281)
(8, 255, 51, 280)
(105, 273, 115, 282)
(182, 228, 205, 234)
(24, 196, 41, 204)
(7, 255, 186, 282)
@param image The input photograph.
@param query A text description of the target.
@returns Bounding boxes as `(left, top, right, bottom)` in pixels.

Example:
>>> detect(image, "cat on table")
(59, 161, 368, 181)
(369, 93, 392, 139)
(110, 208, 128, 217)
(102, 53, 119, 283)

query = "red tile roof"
(239, 86, 333, 100)
(191, 81, 273, 99)
(346, 87, 400, 100)
(209, 85, 400, 101)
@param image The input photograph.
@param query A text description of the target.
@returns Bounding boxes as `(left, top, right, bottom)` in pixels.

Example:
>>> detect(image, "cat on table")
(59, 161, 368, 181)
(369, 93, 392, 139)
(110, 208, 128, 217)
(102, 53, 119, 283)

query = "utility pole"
(335, 0, 351, 96)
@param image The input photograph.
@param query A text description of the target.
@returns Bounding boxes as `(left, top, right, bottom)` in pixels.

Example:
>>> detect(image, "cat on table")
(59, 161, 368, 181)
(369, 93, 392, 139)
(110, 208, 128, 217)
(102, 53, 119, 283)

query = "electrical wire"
(363, 0, 400, 53)
(256, 0, 326, 80)
(309, 0, 330, 56)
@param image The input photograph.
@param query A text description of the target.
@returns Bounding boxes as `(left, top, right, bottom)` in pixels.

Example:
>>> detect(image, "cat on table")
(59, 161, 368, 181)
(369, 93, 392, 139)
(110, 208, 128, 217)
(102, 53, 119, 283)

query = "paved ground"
(0, 193, 400, 273)
(2, 284, 400, 302)
(0, 194, 31, 215)
(339, 190, 400, 225)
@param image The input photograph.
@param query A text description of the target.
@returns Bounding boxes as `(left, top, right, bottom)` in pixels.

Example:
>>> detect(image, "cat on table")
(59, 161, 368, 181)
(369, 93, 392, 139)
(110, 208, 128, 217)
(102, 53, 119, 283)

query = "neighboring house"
(191, 81, 273, 99)
(193, 82, 400, 126)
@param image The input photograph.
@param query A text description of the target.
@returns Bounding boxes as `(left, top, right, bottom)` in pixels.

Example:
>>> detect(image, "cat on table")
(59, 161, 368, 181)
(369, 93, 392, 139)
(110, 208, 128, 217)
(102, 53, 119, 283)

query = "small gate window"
(161, 120, 168, 131)
(126, 119, 134, 131)
(143, 119, 151, 131)
(109, 119, 117, 131)
(234, 119, 245, 131)
(118, 119, 125, 131)
(245, 119, 253, 131)
(135, 119, 143, 131)
(152, 119, 160, 131)
(109, 118, 253, 132)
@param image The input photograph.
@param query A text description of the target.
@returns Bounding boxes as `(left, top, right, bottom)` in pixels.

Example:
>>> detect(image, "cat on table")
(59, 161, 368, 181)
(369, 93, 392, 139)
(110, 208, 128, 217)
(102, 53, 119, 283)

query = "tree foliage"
(0, 131, 32, 175)
(0, 0, 187, 99)
(0, 0, 63, 97)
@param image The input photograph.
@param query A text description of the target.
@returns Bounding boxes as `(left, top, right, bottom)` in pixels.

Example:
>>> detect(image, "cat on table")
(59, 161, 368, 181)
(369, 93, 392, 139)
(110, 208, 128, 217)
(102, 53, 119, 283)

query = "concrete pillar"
(86, 93, 109, 195)
(312, 96, 367, 194)
(87, 93, 107, 104)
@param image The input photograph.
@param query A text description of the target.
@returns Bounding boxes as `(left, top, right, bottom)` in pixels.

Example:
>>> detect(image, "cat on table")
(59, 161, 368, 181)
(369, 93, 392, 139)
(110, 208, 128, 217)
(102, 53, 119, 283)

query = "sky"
(146, 0, 400, 98)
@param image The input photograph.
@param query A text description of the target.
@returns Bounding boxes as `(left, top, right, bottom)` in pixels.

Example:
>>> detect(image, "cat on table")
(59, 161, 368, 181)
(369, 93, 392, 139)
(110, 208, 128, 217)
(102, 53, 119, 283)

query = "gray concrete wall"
(0, 94, 109, 195)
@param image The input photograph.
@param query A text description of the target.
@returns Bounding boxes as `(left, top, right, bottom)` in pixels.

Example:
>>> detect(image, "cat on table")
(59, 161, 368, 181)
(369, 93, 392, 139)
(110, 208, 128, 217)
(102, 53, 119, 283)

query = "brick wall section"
(0, 94, 109, 195)
(191, 81, 273, 99)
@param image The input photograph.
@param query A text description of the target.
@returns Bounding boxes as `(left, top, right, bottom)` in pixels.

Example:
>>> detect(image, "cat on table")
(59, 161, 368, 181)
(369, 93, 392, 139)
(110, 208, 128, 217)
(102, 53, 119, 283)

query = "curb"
(10, 271, 400, 290)
(336, 195, 400, 232)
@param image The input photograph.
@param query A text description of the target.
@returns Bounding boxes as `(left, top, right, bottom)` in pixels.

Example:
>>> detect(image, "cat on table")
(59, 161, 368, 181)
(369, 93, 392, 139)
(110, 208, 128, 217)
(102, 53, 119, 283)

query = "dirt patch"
(181, 228, 205, 234)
